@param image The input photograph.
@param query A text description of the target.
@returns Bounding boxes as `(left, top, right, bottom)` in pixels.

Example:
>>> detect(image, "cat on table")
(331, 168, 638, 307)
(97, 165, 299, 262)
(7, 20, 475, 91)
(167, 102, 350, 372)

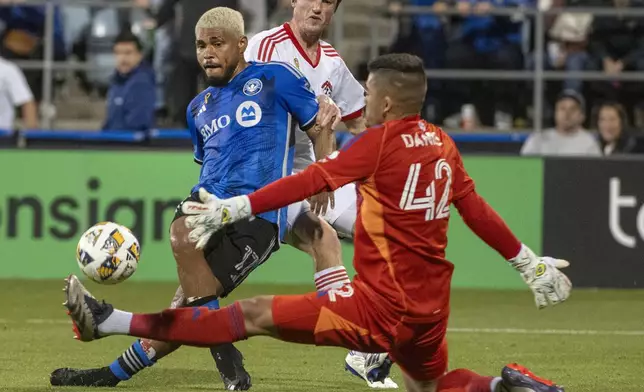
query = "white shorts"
(287, 182, 357, 238)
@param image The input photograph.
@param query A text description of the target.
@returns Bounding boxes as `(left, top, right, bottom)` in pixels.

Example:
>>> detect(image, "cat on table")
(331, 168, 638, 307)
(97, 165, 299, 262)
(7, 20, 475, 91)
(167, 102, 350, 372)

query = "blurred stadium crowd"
(1, 0, 644, 156)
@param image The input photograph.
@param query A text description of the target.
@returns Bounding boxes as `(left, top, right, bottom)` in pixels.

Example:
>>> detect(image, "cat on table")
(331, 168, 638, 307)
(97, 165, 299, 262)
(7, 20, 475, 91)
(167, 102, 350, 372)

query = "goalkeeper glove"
(510, 244, 572, 309)
(181, 188, 252, 249)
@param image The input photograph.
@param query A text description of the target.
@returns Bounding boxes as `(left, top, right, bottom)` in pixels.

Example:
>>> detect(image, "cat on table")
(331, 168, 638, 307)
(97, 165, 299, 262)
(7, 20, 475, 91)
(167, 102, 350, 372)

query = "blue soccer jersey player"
(187, 59, 317, 240)
(50, 7, 339, 391)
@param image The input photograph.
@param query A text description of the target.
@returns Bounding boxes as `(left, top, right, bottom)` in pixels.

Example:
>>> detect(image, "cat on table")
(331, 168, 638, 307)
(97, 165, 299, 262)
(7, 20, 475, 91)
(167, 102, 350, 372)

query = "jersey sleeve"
(448, 136, 475, 201)
(186, 105, 204, 164)
(312, 127, 382, 188)
(247, 127, 383, 215)
(332, 62, 365, 121)
(275, 63, 319, 130)
(8, 65, 34, 106)
(244, 33, 262, 62)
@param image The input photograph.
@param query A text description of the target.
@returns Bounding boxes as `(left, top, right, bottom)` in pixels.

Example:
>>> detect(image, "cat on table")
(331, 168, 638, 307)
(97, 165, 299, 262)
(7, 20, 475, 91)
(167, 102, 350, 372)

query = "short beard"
(205, 65, 237, 87)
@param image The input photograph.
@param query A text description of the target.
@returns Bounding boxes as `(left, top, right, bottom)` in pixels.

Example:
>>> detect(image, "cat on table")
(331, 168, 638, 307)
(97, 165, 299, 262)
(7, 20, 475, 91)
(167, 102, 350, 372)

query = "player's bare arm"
(306, 95, 341, 216)
(344, 116, 367, 135)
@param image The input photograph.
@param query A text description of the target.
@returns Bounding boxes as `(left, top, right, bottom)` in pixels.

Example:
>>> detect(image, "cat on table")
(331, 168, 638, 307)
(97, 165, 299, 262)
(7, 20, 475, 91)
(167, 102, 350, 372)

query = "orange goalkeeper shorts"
(272, 281, 448, 381)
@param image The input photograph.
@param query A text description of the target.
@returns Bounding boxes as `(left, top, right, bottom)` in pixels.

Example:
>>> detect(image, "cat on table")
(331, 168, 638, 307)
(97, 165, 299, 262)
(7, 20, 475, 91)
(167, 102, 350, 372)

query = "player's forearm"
(248, 167, 331, 215)
(311, 124, 335, 161)
(21, 101, 38, 129)
(344, 116, 367, 135)
(454, 191, 522, 260)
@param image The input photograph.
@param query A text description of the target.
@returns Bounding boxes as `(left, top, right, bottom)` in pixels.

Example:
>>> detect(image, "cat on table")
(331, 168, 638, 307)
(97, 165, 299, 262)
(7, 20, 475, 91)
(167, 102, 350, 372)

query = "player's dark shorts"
(173, 192, 279, 297)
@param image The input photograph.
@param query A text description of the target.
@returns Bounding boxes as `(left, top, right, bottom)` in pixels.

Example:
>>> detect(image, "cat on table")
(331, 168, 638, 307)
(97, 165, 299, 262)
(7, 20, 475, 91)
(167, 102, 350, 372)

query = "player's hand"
(316, 95, 342, 130)
(181, 188, 252, 249)
(510, 245, 572, 309)
(308, 191, 335, 217)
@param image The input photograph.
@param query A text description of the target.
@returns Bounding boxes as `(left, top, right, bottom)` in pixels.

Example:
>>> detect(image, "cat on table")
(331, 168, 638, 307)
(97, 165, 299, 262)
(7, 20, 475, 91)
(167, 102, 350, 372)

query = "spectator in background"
(134, 0, 174, 122)
(525, 4, 592, 127)
(0, 55, 38, 130)
(587, 0, 644, 127)
(443, 0, 530, 130)
(540, 11, 593, 94)
(388, 0, 447, 123)
(595, 101, 638, 155)
(0, 4, 66, 102)
(102, 31, 155, 132)
(521, 89, 601, 156)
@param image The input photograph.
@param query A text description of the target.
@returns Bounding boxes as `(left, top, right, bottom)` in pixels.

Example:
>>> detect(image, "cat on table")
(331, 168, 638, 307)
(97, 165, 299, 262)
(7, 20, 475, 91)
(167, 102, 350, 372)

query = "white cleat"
(63, 274, 113, 342)
(345, 351, 399, 389)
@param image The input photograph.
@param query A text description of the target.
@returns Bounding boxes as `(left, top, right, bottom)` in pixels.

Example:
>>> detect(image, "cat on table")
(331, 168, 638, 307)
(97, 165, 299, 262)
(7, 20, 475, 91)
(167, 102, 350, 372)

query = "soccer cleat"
(211, 344, 252, 390)
(63, 274, 114, 342)
(345, 351, 398, 389)
(50, 367, 120, 387)
(498, 363, 564, 392)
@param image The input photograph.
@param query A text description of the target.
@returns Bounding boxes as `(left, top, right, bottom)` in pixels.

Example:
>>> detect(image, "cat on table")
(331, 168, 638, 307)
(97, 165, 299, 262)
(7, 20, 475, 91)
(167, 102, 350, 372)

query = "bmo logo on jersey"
(236, 101, 262, 127)
(200, 115, 231, 139)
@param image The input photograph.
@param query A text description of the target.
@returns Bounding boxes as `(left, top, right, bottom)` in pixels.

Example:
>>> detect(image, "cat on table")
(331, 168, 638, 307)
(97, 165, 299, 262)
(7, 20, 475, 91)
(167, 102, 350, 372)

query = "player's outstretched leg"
(63, 274, 272, 345)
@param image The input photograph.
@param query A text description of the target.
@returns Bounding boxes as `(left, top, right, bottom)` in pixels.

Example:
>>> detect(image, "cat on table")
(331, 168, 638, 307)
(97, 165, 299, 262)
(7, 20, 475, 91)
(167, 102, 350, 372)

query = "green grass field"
(1, 280, 643, 391)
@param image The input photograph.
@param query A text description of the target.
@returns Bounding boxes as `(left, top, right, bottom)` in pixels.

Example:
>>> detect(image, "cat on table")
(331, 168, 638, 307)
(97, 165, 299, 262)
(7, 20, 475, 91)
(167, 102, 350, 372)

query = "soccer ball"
(76, 222, 141, 284)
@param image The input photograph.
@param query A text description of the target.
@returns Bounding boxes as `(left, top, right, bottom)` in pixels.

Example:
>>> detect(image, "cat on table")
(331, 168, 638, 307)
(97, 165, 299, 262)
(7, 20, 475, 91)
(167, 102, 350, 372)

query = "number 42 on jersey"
(399, 158, 452, 221)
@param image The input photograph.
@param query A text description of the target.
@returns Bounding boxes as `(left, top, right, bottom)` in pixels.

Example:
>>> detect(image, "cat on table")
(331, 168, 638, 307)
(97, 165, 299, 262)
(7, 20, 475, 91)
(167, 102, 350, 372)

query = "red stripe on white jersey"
(264, 36, 290, 62)
(322, 45, 340, 58)
(258, 29, 287, 62)
(342, 107, 364, 122)
(260, 32, 288, 61)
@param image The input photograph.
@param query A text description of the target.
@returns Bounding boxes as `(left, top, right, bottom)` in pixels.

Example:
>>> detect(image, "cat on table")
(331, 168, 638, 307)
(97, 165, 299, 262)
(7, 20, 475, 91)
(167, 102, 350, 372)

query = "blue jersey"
(187, 61, 318, 238)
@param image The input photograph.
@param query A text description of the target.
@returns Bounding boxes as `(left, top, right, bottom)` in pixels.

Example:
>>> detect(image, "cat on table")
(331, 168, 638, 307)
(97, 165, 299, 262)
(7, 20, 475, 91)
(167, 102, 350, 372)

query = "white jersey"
(245, 23, 365, 172)
(0, 57, 33, 130)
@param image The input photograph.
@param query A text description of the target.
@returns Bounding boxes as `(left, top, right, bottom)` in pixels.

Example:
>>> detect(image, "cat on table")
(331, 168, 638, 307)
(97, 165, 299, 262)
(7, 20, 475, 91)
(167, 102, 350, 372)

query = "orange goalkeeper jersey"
(250, 115, 476, 322)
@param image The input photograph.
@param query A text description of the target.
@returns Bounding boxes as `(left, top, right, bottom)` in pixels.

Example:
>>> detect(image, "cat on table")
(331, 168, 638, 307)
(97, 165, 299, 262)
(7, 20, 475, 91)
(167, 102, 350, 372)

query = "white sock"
(314, 266, 350, 292)
(98, 309, 133, 335)
(490, 377, 502, 392)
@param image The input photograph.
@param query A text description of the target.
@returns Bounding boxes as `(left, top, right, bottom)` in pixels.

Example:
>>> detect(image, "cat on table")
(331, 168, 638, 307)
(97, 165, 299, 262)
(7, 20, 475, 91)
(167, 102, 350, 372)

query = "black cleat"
(50, 366, 120, 387)
(499, 363, 565, 392)
(211, 344, 252, 390)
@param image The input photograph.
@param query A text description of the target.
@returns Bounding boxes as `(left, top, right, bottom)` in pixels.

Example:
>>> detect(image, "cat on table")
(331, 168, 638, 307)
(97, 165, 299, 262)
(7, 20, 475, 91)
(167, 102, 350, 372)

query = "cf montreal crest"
(243, 78, 263, 96)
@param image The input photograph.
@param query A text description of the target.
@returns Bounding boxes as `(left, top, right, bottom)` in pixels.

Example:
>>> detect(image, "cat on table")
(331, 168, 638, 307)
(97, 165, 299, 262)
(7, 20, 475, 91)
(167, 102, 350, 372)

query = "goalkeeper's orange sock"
(436, 369, 500, 392)
(124, 303, 248, 347)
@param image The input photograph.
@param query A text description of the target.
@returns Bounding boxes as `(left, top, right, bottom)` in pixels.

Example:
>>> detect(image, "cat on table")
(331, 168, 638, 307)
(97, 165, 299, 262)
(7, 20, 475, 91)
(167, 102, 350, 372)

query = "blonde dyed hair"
(195, 7, 245, 38)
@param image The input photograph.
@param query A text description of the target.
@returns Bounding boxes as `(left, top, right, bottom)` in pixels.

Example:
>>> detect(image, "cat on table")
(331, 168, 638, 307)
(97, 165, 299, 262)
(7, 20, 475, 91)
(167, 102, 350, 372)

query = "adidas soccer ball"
(76, 222, 141, 284)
